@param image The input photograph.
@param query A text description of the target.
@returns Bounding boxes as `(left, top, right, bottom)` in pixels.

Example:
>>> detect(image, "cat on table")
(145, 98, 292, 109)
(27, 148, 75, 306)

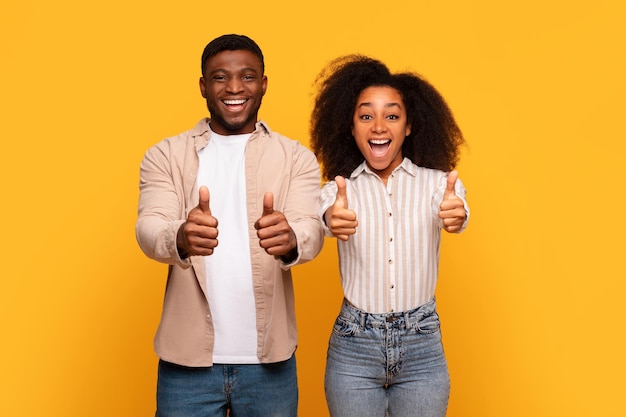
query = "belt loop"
(404, 311, 410, 329)
(359, 309, 366, 329)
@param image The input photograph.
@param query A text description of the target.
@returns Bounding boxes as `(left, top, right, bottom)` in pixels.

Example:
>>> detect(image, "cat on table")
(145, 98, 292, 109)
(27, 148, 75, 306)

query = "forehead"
(357, 86, 404, 103)
(204, 49, 263, 74)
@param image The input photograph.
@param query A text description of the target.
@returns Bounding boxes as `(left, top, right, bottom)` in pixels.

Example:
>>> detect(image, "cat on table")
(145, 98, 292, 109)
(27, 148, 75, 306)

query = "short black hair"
(200, 34, 265, 77)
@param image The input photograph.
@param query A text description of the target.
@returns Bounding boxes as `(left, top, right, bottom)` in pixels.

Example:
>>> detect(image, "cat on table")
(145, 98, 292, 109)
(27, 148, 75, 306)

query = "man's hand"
(254, 192, 297, 258)
(325, 176, 358, 241)
(177, 186, 219, 257)
(438, 170, 466, 233)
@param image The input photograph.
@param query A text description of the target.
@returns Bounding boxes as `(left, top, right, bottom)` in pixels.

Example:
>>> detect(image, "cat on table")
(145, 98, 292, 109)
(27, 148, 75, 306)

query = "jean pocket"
(416, 310, 441, 334)
(332, 316, 359, 337)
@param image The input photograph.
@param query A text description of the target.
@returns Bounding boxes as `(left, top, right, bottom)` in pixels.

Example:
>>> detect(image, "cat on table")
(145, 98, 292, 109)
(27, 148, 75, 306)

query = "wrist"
(280, 246, 298, 263)
(280, 230, 298, 263)
(176, 224, 190, 259)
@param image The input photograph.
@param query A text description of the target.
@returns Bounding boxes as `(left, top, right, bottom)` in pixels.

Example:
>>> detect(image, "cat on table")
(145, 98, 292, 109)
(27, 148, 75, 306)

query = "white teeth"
(223, 99, 246, 105)
(370, 139, 390, 145)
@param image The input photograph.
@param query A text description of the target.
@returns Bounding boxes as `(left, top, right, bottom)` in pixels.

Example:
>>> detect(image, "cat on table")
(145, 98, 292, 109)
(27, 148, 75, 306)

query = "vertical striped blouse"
(319, 158, 469, 314)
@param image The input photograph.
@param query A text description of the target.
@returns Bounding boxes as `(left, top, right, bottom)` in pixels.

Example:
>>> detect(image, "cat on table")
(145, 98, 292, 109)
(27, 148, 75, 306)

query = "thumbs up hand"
(325, 176, 358, 241)
(255, 192, 297, 258)
(438, 171, 466, 233)
(177, 186, 219, 257)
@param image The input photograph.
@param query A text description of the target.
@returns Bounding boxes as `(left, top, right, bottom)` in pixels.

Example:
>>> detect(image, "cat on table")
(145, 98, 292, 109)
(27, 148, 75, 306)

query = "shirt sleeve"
(278, 144, 325, 269)
(135, 140, 193, 268)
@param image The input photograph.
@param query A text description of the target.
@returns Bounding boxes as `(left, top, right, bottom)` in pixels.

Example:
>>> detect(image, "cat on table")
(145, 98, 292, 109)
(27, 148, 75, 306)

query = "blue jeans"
(156, 354, 298, 417)
(324, 299, 450, 417)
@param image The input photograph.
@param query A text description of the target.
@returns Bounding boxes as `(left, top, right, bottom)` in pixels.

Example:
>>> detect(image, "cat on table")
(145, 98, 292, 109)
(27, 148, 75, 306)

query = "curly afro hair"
(310, 55, 465, 181)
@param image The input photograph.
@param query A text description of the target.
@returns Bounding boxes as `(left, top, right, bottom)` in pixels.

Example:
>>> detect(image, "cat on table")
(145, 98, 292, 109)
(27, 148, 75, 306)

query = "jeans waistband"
(340, 298, 437, 329)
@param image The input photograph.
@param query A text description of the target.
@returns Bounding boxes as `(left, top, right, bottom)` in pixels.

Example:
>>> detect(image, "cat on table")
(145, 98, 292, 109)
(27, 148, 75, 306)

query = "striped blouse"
(319, 158, 469, 313)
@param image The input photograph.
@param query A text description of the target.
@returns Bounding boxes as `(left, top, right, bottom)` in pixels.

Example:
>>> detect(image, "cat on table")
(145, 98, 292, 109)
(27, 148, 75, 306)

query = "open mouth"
(222, 99, 247, 109)
(369, 139, 391, 157)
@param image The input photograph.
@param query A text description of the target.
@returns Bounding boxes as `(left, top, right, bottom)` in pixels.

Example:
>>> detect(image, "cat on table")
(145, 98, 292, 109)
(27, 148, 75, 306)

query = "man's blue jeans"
(156, 354, 297, 417)
(324, 299, 450, 417)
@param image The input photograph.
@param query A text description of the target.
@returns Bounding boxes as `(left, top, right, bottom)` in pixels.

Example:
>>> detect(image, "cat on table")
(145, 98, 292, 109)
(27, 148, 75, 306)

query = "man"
(136, 34, 324, 417)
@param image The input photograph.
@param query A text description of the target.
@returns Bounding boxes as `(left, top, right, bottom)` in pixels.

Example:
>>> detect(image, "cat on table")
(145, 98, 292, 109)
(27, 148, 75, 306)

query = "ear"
(405, 121, 411, 137)
(199, 77, 207, 98)
(261, 75, 268, 96)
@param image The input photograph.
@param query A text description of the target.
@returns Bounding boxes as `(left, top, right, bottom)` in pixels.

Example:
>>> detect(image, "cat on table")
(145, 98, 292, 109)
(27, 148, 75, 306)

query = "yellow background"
(1, 1, 624, 416)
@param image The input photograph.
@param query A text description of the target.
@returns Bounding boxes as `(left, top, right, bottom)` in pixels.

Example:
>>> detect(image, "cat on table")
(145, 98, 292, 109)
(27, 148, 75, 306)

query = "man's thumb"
(262, 192, 274, 216)
(198, 186, 211, 214)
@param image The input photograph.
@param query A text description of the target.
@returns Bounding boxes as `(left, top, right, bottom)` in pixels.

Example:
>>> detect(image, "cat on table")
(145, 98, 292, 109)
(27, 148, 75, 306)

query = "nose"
(225, 78, 244, 93)
(372, 121, 386, 133)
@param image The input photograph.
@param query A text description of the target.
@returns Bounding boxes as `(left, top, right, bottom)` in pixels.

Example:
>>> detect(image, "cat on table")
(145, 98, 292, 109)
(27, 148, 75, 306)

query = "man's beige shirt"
(136, 119, 324, 367)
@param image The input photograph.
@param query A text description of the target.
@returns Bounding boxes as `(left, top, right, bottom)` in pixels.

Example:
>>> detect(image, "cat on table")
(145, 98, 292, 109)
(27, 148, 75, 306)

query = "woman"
(310, 55, 470, 417)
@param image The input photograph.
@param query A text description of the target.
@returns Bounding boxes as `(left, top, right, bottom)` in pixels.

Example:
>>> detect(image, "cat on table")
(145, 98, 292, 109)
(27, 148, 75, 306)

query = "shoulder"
(145, 119, 209, 156)
(411, 163, 447, 182)
(261, 122, 301, 146)
(258, 121, 316, 160)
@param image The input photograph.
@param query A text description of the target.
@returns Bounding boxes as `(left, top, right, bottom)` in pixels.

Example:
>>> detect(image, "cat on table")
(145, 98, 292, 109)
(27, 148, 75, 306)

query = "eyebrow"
(357, 102, 402, 109)
(209, 67, 260, 75)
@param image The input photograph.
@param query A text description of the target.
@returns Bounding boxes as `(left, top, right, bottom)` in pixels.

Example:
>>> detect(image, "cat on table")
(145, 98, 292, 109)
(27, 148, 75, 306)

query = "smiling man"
(136, 34, 324, 417)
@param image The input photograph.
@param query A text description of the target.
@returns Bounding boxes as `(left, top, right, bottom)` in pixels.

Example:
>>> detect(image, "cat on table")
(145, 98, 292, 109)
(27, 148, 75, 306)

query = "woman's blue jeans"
(156, 354, 297, 417)
(324, 299, 450, 417)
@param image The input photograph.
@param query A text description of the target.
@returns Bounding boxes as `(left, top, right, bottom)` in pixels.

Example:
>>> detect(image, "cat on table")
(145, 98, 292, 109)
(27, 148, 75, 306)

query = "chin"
(367, 159, 391, 171)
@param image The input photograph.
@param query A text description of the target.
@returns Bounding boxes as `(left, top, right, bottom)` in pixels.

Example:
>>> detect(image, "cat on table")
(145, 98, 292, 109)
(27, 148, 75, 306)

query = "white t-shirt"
(197, 127, 259, 363)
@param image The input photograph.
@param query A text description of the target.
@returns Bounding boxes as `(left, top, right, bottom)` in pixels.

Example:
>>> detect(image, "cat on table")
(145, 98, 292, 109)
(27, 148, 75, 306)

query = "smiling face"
(199, 49, 267, 135)
(352, 86, 411, 182)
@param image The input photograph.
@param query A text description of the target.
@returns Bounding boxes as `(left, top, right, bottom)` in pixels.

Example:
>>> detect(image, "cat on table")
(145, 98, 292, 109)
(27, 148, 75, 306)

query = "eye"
(213, 75, 227, 82)
(242, 74, 256, 81)
(359, 114, 373, 121)
(387, 114, 399, 120)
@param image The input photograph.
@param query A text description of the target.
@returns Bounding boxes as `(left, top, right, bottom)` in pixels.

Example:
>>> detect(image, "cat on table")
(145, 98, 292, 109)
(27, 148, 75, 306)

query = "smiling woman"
(310, 54, 469, 417)
(351, 86, 411, 184)
(310, 55, 464, 183)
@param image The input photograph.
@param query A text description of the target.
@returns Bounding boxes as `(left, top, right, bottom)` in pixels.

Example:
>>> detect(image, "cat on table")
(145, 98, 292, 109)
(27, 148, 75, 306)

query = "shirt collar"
(192, 118, 271, 151)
